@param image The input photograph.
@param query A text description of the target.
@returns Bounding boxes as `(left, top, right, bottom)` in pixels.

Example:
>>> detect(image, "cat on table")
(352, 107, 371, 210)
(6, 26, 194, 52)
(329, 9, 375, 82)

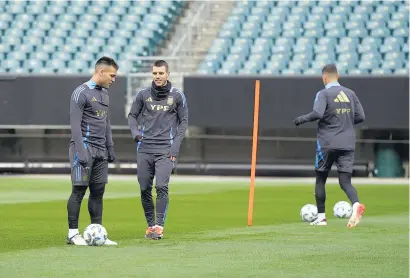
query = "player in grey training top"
(128, 60, 188, 240)
(66, 56, 118, 246)
(293, 64, 366, 228)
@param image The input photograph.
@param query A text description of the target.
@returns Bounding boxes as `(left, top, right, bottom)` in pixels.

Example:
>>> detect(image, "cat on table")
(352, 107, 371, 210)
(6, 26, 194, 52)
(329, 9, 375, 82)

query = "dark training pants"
(136, 152, 174, 227)
(67, 145, 108, 229)
(314, 149, 360, 214)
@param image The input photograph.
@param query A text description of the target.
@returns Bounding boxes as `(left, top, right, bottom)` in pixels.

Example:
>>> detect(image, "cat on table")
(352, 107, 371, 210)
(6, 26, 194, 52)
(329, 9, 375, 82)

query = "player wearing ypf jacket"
(66, 57, 118, 246)
(293, 64, 366, 228)
(128, 60, 188, 240)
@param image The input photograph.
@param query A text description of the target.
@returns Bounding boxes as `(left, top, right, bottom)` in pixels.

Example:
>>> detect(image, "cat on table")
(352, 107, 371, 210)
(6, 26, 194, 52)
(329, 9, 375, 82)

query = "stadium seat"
(348, 68, 369, 75)
(393, 28, 408, 37)
(402, 43, 409, 53)
(281, 68, 302, 75)
(260, 68, 280, 75)
(265, 59, 287, 71)
(303, 68, 319, 75)
(394, 68, 408, 75)
(314, 44, 334, 54)
(2, 1, 407, 76)
(0, 0, 185, 73)
(381, 56, 404, 70)
(361, 37, 382, 46)
(358, 44, 379, 54)
(199, 0, 408, 75)
(371, 68, 393, 75)
(358, 60, 380, 71)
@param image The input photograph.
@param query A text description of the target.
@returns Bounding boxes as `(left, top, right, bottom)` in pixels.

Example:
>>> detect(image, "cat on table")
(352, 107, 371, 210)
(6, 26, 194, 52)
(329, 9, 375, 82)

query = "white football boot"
(152, 226, 164, 240)
(67, 234, 88, 246)
(310, 218, 327, 226)
(103, 238, 118, 246)
(347, 203, 366, 228)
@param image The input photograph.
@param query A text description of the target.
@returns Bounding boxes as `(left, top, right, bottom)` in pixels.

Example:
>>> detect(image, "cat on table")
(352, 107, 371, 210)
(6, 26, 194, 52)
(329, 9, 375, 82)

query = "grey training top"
(127, 86, 188, 156)
(69, 79, 114, 158)
(313, 82, 365, 150)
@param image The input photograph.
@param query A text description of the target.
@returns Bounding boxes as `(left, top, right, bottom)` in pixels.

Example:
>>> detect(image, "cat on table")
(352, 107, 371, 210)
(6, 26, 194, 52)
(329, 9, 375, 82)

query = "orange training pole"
(248, 80, 260, 227)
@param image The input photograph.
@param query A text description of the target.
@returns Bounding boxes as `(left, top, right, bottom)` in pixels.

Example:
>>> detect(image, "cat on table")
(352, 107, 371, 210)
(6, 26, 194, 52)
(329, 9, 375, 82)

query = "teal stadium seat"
(402, 43, 409, 53)
(199, 0, 408, 75)
(348, 68, 369, 75)
(255, 0, 274, 9)
(395, 68, 408, 75)
(338, 53, 359, 65)
(282, 68, 302, 75)
(372, 68, 393, 75)
(0, 0, 185, 73)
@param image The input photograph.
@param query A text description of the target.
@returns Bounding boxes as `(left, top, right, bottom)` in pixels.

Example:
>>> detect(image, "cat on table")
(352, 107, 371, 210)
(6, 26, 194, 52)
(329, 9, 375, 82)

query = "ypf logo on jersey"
(149, 104, 170, 111)
(95, 110, 107, 117)
(336, 108, 351, 114)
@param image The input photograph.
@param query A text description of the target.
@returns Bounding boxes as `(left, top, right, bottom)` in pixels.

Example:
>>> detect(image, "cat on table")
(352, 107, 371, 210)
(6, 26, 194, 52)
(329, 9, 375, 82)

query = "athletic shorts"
(315, 148, 355, 173)
(69, 144, 108, 186)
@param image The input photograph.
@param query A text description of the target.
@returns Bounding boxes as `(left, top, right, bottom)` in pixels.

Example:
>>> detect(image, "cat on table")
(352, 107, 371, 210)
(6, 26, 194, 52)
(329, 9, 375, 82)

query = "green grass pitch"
(0, 176, 408, 277)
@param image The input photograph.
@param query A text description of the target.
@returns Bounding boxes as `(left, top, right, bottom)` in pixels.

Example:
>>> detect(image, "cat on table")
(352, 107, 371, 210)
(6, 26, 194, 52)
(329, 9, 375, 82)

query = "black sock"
(88, 183, 106, 225)
(141, 188, 155, 227)
(155, 186, 169, 227)
(339, 172, 359, 204)
(67, 186, 87, 229)
(315, 171, 328, 214)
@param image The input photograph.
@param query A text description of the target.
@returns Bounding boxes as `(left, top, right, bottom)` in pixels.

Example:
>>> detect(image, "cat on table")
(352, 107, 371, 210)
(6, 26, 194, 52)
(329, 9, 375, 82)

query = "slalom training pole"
(248, 80, 260, 227)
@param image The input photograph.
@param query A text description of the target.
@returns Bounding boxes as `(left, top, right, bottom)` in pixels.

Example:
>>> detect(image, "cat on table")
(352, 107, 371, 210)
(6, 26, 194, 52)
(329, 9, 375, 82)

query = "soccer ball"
(83, 224, 107, 246)
(333, 201, 353, 218)
(300, 204, 318, 222)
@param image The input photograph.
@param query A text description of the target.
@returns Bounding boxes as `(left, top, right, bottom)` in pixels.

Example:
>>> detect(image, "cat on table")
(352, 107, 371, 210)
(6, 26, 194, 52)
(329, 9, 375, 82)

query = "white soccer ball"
(300, 204, 318, 222)
(83, 224, 107, 246)
(333, 201, 353, 218)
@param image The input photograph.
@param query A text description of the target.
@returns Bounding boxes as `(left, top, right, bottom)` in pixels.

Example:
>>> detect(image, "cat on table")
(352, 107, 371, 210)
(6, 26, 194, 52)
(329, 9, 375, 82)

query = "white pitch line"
(0, 174, 408, 185)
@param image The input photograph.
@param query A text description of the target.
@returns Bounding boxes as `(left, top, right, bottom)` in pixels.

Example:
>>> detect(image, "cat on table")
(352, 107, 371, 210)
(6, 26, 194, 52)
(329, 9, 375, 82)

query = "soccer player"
(293, 64, 366, 228)
(66, 56, 119, 245)
(127, 60, 188, 240)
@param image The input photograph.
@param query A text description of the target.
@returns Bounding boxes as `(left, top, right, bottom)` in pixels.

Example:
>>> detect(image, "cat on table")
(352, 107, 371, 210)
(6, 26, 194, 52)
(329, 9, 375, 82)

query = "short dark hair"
(322, 64, 338, 74)
(95, 56, 119, 70)
(152, 60, 169, 72)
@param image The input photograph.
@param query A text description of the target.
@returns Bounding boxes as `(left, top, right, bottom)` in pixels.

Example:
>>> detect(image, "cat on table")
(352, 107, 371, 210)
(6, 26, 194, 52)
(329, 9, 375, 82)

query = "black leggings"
(67, 183, 106, 229)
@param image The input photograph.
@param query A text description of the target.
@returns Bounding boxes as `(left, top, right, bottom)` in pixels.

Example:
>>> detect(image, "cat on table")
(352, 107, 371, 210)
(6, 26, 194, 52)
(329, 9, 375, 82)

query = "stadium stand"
(198, 0, 409, 75)
(0, 0, 184, 74)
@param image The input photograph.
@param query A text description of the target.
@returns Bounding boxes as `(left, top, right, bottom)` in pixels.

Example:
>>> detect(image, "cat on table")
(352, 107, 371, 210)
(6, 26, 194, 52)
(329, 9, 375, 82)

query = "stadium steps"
(132, 2, 208, 92)
(157, 1, 192, 56)
(190, 1, 236, 55)
(158, 1, 235, 73)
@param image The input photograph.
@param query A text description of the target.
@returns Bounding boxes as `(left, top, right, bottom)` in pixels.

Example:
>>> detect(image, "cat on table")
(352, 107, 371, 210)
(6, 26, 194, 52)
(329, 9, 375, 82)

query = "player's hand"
(133, 134, 142, 142)
(170, 156, 176, 162)
(77, 152, 88, 168)
(107, 146, 116, 163)
(293, 117, 303, 126)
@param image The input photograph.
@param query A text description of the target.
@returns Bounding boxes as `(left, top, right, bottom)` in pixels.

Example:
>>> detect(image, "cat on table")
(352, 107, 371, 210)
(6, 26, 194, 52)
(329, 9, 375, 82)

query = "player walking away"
(127, 60, 188, 240)
(67, 56, 119, 245)
(293, 64, 366, 228)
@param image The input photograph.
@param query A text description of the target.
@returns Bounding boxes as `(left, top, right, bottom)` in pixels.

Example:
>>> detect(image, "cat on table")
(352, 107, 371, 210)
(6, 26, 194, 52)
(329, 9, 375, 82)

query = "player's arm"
(105, 111, 115, 162)
(70, 91, 88, 166)
(127, 91, 144, 142)
(170, 92, 188, 159)
(293, 91, 326, 126)
(353, 93, 365, 124)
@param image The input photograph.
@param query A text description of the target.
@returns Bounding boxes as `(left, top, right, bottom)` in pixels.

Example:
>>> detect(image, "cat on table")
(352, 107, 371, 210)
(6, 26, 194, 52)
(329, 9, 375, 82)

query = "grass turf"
(0, 177, 408, 277)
